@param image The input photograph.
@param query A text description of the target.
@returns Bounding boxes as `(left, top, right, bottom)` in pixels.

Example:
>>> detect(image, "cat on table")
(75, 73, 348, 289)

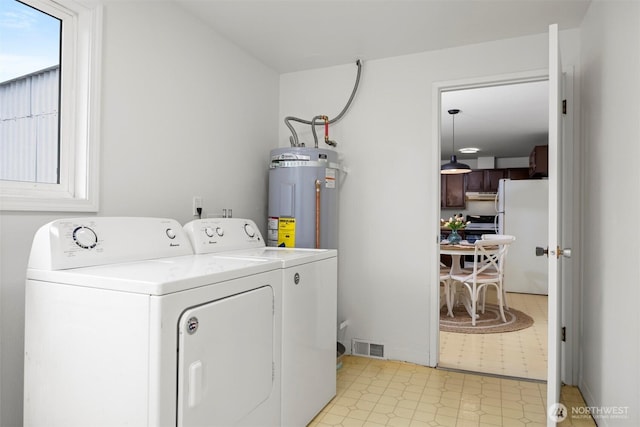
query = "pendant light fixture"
(441, 109, 472, 174)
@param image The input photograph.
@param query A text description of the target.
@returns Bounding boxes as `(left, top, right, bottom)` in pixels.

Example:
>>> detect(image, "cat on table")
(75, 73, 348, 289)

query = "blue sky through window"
(0, 0, 61, 82)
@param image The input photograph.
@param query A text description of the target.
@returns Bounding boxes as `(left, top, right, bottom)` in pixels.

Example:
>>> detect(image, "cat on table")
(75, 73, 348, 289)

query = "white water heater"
(268, 147, 339, 249)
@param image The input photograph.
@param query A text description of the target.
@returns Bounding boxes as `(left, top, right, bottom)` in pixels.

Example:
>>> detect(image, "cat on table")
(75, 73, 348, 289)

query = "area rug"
(440, 303, 534, 334)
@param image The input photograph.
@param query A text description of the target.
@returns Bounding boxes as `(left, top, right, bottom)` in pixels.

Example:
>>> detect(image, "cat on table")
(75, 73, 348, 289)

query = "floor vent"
(352, 339, 385, 359)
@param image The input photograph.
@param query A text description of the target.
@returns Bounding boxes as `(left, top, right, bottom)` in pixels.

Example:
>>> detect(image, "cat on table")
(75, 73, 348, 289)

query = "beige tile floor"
(439, 292, 548, 381)
(310, 356, 595, 427)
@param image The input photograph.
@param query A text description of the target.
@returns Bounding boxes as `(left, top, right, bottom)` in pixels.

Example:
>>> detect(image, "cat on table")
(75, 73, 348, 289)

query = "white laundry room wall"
(279, 30, 580, 365)
(579, 0, 640, 421)
(0, 1, 279, 425)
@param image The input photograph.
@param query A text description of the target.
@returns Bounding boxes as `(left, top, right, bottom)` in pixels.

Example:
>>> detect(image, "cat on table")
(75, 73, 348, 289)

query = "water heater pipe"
(311, 115, 336, 147)
(284, 59, 362, 147)
(315, 179, 321, 249)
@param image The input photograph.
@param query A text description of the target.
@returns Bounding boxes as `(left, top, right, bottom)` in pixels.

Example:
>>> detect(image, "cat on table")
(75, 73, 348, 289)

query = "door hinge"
(561, 326, 566, 342)
(562, 99, 567, 114)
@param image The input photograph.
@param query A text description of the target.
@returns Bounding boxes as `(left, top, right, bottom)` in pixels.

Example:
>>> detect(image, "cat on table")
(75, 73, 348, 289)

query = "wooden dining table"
(440, 242, 480, 274)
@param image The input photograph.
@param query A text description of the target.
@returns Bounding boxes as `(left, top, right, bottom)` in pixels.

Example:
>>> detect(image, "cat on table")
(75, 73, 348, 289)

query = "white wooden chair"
(449, 236, 514, 326)
(479, 234, 516, 310)
(440, 262, 454, 317)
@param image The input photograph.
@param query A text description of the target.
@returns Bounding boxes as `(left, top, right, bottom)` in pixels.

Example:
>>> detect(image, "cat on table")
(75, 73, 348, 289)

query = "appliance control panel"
(183, 218, 265, 254)
(28, 217, 193, 270)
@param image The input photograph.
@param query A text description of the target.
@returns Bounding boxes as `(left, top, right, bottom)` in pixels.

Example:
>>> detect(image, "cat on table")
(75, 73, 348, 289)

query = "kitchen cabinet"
(465, 171, 485, 192)
(484, 169, 506, 191)
(506, 168, 530, 180)
(445, 167, 534, 208)
(467, 167, 533, 191)
(529, 145, 548, 177)
(441, 174, 465, 208)
(465, 169, 506, 192)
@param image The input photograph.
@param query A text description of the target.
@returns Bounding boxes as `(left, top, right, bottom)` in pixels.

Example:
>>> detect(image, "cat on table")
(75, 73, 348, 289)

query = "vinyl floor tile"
(309, 356, 595, 427)
(439, 292, 548, 381)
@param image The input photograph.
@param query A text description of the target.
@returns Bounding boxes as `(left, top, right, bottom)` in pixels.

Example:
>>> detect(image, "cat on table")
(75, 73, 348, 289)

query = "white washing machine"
(183, 218, 337, 427)
(24, 217, 282, 427)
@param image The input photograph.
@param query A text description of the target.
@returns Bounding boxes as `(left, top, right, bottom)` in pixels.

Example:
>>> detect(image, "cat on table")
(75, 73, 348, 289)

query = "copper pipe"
(315, 179, 321, 249)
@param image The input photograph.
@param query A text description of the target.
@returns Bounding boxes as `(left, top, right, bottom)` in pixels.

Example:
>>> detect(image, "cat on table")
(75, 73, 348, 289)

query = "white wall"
(579, 0, 640, 424)
(4, 1, 637, 423)
(0, 1, 279, 425)
(280, 30, 580, 365)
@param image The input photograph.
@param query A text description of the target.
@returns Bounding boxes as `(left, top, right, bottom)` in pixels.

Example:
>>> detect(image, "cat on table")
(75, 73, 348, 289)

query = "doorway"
(434, 74, 550, 381)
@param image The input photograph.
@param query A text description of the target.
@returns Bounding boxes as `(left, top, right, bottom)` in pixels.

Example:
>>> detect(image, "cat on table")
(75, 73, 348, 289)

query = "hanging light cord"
(451, 112, 455, 155)
(448, 109, 460, 159)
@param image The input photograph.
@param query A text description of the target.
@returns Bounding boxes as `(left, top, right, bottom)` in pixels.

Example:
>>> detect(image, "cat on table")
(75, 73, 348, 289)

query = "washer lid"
(27, 255, 282, 295)
(216, 247, 337, 268)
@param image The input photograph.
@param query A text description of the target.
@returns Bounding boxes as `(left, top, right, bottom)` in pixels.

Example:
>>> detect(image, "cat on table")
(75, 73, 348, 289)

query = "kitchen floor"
(439, 292, 548, 380)
(310, 355, 595, 426)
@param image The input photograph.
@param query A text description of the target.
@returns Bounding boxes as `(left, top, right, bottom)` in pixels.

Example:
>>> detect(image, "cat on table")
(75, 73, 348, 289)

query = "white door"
(177, 286, 274, 427)
(546, 23, 568, 426)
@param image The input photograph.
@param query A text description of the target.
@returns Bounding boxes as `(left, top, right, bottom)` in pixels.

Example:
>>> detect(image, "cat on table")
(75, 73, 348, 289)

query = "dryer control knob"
(204, 227, 215, 238)
(216, 227, 224, 237)
(166, 228, 177, 239)
(73, 226, 98, 249)
(244, 223, 256, 238)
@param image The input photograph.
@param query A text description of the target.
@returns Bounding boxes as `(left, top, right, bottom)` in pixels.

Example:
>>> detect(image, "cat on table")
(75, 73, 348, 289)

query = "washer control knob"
(166, 228, 176, 239)
(216, 227, 224, 237)
(204, 227, 215, 238)
(73, 226, 98, 249)
(244, 223, 256, 238)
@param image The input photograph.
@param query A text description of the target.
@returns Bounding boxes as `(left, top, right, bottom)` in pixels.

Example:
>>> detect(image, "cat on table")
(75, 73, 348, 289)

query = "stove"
(465, 222, 496, 231)
(464, 215, 497, 241)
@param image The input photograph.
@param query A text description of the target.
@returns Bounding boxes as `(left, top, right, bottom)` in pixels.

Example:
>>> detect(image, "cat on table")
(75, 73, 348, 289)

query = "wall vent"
(352, 339, 385, 359)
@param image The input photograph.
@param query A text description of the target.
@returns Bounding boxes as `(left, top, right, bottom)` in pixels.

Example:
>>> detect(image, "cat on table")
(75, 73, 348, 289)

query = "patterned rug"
(440, 303, 534, 334)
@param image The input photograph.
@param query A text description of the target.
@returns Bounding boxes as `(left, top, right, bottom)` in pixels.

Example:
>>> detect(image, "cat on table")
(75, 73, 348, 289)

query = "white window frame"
(0, 0, 102, 212)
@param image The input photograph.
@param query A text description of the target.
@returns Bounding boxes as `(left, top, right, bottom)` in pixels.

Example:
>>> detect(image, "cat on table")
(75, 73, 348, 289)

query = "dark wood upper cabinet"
(506, 168, 530, 180)
(465, 170, 485, 192)
(442, 166, 536, 209)
(529, 145, 549, 177)
(484, 169, 506, 192)
(441, 174, 466, 208)
(465, 169, 506, 192)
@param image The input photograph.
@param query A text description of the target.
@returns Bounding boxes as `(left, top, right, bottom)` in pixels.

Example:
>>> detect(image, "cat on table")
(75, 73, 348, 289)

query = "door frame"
(429, 70, 576, 382)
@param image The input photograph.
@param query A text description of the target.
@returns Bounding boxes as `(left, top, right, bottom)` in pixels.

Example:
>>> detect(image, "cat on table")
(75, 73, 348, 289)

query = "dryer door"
(177, 286, 274, 427)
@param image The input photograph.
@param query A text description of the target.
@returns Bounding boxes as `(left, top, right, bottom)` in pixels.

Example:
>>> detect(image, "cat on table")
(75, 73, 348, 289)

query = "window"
(0, 0, 102, 211)
(1, 1, 61, 184)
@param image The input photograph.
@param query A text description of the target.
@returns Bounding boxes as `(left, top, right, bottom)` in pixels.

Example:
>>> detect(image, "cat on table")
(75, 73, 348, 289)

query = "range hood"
(466, 192, 497, 201)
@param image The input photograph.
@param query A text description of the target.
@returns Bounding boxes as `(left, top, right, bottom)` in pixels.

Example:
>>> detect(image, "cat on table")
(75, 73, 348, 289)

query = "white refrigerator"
(495, 179, 548, 295)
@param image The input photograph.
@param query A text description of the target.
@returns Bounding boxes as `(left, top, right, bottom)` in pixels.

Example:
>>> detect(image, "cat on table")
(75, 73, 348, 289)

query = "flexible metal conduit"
(284, 59, 362, 148)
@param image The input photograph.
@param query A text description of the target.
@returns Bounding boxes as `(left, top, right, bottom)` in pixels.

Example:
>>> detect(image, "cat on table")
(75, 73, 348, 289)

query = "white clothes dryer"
(183, 218, 337, 427)
(24, 217, 282, 427)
